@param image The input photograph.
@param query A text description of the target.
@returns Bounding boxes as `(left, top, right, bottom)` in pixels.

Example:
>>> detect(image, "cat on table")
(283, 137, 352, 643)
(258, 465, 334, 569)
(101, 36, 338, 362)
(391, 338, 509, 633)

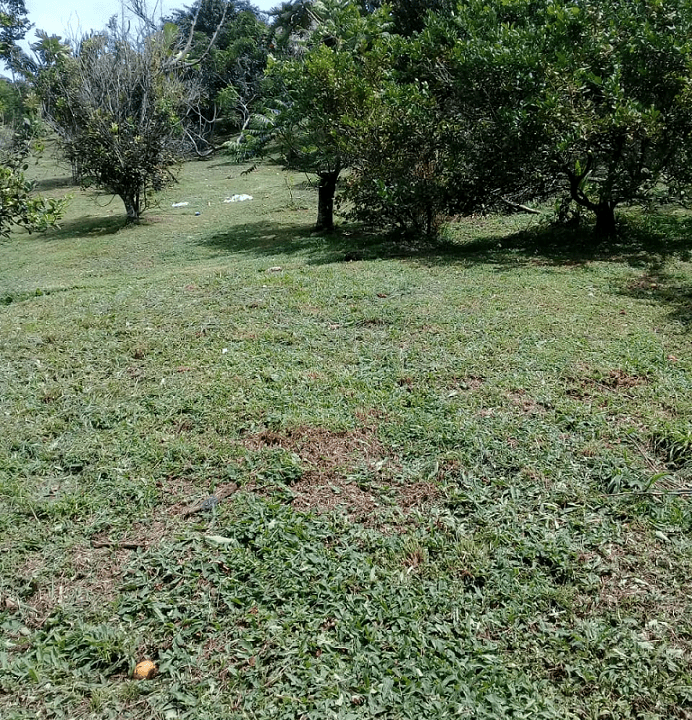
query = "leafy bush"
(0, 165, 66, 237)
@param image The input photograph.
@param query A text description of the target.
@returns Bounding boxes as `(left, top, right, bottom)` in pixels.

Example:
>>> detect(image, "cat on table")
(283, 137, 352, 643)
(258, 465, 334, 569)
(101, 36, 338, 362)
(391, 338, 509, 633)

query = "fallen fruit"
(133, 660, 157, 680)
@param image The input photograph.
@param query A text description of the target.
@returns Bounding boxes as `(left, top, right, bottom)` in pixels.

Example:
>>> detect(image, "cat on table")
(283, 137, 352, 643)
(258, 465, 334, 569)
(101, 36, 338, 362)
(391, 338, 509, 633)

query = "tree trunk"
(594, 200, 617, 238)
(315, 169, 339, 232)
(565, 162, 618, 239)
(120, 191, 141, 223)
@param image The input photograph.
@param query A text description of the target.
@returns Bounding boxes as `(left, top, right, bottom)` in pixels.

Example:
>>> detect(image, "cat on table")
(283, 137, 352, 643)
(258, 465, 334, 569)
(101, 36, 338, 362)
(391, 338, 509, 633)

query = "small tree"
(0, 166, 66, 237)
(267, 44, 364, 230)
(341, 81, 455, 236)
(34, 19, 202, 222)
(239, 0, 387, 231)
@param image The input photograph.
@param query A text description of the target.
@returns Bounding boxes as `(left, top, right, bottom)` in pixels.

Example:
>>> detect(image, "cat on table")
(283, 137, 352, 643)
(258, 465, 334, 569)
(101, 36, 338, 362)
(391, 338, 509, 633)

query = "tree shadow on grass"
(434, 214, 692, 328)
(602, 214, 692, 328)
(33, 176, 77, 192)
(201, 220, 411, 265)
(617, 268, 692, 327)
(50, 215, 126, 238)
(428, 213, 692, 269)
(202, 211, 692, 268)
(201, 212, 692, 325)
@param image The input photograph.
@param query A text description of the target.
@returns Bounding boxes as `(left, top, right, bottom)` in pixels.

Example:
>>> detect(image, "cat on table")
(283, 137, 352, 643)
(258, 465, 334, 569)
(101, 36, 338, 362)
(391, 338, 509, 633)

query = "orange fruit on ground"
(133, 660, 157, 680)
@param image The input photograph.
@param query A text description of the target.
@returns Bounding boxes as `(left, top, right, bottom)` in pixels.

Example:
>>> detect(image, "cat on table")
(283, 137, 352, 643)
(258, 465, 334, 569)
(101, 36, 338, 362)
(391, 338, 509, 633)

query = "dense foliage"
(0, 164, 66, 237)
(252, 0, 692, 237)
(0, 0, 30, 69)
(166, 0, 270, 140)
(0, 1, 66, 236)
(411, 0, 692, 236)
(4, 0, 692, 235)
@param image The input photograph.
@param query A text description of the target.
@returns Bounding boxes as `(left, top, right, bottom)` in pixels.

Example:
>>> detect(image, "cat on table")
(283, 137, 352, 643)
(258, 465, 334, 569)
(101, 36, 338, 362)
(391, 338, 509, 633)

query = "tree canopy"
(8, 0, 692, 239)
(165, 0, 270, 138)
(424, 0, 692, 236)
(242, 0, 388, 230)
(276, 0, 692, 237)
(34, 21, 203, 221)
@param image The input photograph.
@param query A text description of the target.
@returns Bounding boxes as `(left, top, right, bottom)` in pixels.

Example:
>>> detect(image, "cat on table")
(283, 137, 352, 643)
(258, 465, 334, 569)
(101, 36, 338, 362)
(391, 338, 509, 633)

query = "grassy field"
(1, 150, 691, 719)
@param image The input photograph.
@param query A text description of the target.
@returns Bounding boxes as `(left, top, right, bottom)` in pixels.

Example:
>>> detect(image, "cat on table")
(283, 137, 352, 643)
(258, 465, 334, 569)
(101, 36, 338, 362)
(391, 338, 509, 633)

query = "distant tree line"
(2, 0, 692, 236)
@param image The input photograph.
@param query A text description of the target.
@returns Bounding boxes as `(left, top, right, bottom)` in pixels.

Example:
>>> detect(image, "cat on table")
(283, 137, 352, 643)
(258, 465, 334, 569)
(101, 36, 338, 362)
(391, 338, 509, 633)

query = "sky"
(22, 0, 278, 47)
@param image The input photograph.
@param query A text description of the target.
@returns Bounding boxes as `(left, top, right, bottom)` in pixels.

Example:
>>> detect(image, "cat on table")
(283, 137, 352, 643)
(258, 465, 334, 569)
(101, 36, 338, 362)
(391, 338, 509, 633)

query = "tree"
(34, 19, 203, 222)
(0, 0, 31, 71)
(343, 0, 692, 239)
(0, 1, 66, 237)
(165, 0, 270, 139)
(412, 0, 692, 237)
(341, 80, 456, 236)
(536, 0, 692, 236)
(239, 0, 387, 231)
(0, 81, 67, 238)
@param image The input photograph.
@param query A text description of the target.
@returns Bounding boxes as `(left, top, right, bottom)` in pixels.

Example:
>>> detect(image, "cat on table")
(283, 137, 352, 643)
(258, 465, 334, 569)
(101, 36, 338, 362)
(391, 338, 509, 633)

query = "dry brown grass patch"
(578, 534, 692, 657)
(567, 369, 649, 399)
(241, 426, 440, 522)
(242, 425, 385, 482)
(14, 545, 131, 628)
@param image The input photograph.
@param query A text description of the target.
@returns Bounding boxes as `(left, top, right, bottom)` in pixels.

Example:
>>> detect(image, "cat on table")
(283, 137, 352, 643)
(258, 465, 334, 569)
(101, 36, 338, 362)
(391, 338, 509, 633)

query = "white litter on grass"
(224, 194, 253, 203)
(222, 348, 228, 354)
(171, 202, 189, 207)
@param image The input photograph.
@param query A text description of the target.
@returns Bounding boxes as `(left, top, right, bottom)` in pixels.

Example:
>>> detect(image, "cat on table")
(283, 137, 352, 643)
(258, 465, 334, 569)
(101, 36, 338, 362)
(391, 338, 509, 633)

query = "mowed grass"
(1, 150, 691, 719)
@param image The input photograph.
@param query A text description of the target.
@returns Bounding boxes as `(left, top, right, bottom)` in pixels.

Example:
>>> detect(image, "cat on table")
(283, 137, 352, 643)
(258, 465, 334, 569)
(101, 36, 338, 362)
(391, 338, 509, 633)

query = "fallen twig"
(605, 489, 692, 497)
(628, 436, 661, 474)
(91, 540, 147, 550)
(500, 197, 542, 215)
(180, 482, 239, 518)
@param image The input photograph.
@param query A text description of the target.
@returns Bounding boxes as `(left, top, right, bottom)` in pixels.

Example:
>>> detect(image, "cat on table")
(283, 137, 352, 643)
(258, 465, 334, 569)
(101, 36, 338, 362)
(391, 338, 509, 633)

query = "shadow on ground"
(50, 215, 128, 238)
(33, 176, 77, 192)
(200, 210, 692, 326)
(201, 211, 692, 267)
(616, 267, 692, 327)
(201, 220, 406, 265)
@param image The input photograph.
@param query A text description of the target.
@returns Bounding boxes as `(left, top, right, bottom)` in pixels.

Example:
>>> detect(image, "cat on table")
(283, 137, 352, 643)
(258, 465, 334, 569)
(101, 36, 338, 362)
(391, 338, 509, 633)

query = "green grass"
(1, 150, 691, 719)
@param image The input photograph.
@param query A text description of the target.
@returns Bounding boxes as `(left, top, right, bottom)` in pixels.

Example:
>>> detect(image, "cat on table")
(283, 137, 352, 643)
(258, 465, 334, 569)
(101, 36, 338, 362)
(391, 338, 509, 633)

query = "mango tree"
(416, 0, 692, 237)
(238, 0, 387, 231)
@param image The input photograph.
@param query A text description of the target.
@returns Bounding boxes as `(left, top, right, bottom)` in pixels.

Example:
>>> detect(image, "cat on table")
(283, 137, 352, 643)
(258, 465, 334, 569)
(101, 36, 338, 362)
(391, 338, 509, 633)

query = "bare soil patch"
(508, 389, 547, 415)
(566, 368, 648, 399)
(15, 545, 132, 628)
(241, 425, 440, 522)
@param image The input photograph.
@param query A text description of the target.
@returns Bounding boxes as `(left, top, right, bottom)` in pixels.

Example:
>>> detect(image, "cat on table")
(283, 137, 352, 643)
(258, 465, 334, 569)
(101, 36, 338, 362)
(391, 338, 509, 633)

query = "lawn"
(1, 150, 691, 719)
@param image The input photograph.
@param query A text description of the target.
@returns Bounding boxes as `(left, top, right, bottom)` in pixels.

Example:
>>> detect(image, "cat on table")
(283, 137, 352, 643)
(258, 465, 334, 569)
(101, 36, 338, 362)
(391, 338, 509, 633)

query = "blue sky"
(22, 0, 278, 46)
